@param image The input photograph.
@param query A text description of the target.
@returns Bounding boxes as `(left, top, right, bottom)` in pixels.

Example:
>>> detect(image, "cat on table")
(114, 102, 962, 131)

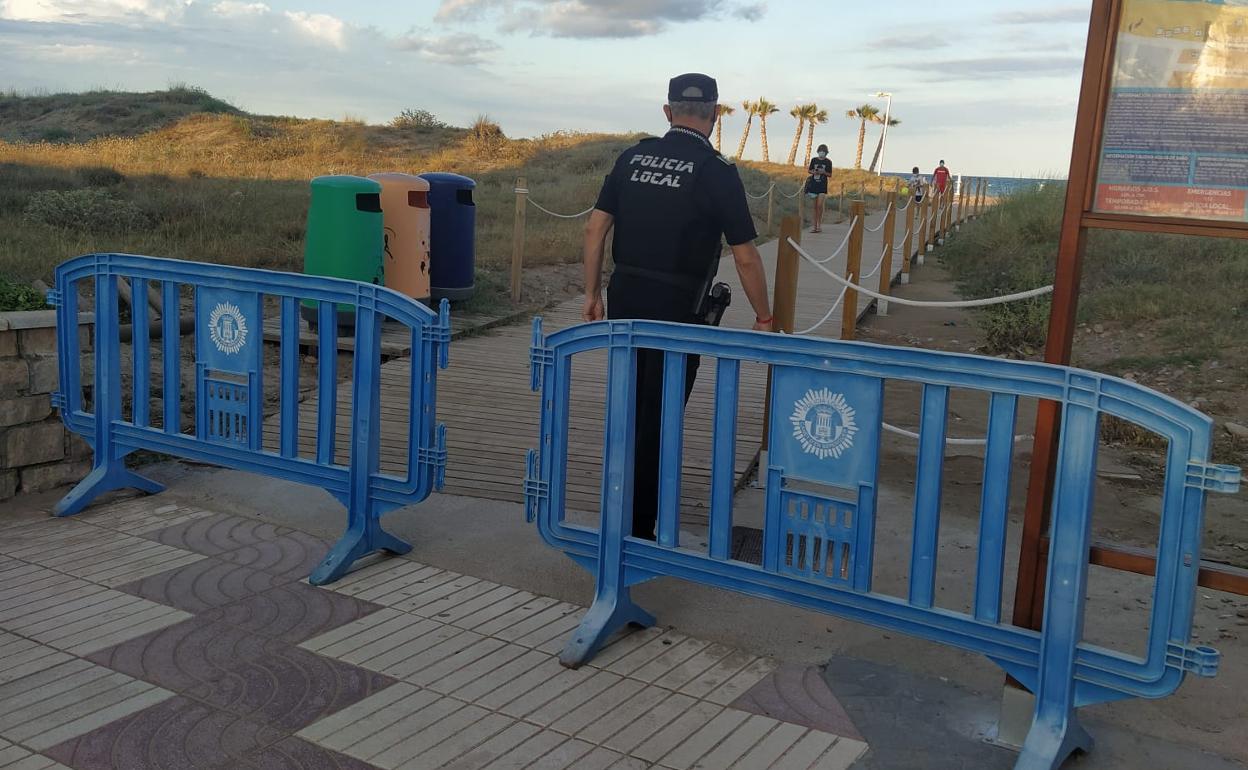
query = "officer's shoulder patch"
(715, 153, 735, 166)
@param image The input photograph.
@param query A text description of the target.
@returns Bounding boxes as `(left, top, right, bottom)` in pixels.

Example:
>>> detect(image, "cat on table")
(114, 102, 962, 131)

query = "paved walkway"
(0, 496, 868, 770)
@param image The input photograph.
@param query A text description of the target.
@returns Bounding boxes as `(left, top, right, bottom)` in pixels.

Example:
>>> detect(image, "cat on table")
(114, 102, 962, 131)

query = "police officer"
(582, 72, 774, 540)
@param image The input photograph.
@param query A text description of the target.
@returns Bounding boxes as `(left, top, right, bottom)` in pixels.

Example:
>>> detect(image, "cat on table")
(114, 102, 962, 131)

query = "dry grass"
(0, 93, 829, 313)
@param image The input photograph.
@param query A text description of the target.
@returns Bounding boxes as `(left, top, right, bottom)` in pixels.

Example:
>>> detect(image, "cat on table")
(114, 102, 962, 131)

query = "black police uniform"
(593, 121, 757, 539)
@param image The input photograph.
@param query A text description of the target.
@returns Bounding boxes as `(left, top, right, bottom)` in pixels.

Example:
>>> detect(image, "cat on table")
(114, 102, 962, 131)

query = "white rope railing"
(745, 183, 775, 200)
(882, 422, 1033, 446)
(897, 196, 913, 212)
(792, 285, 850, 335)
(861, 244, 890, 280)
(804, 219, 858, 263)
(781, 184, 803, 199)
(892, 226, 913, 251)
(526, 198, 595, 219)
(789, 238, 1053, 308)
(864, 204, 893, 232)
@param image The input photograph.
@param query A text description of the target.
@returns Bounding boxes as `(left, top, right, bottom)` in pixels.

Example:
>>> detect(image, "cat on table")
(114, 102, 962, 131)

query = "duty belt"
(612, 263, 705, 291)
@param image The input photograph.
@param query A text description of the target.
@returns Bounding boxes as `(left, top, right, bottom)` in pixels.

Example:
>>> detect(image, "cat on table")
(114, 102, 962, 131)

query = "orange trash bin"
(368, 172, 431, 305)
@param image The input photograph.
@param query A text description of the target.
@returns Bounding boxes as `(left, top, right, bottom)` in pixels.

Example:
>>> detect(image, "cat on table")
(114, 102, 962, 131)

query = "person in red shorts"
(932, 159, 952, 195)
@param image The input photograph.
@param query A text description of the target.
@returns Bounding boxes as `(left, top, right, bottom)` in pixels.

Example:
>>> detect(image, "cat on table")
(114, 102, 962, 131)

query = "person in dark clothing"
(581, 72, 774, 540)
(806, 144, 833, 233)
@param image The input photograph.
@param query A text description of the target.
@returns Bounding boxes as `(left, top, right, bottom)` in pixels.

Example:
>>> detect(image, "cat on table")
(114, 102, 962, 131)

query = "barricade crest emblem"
(790, 387, 857, 460)
(209, 301, 248, 356)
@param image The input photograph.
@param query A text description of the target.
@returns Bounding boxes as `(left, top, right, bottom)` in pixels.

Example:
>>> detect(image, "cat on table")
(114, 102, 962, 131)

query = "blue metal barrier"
(49, 253, 450, 585)
(525, 319, 1241, 770)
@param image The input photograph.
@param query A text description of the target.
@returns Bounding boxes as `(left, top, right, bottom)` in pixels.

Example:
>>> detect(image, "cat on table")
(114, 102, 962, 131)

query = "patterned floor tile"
(0, 736, 72, 770)
(730, 664, 864, 741)
(141, 513, 291, 557)
(187, 642, 396, 732)
(0, 659, 174, 751)
(233, 737, 381, 770)
(43, 695, 283, 770)
(79, 500, 214, 536)
(117, 558, 285, 614)
(86, 618, 271, 694)
(216, 532, 330, 580)
(205, 583, 383, 645)
(0, 520, 204, 588)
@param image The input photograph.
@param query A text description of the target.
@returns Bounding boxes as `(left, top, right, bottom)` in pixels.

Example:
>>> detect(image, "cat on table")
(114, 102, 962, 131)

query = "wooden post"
(927, 189, 939, 252)
(839, 183, 845, 215)
(877, 179, 884, 198)
(797, 191, 806, 230)
(760, 215, 802, 457)
(510, 176, 527, 305)
(902, 193, 915, 285)
(878, 192, 897, 314)
(958, 177, 968, 228)
(765, 184, 775, 236)
(947, 186, 955, 234)
(840, 201, 865, 341)
(916, 192, 929, 262)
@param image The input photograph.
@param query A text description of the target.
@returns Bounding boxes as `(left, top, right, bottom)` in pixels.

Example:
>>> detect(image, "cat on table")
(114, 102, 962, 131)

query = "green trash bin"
(301, 175, 384, 332)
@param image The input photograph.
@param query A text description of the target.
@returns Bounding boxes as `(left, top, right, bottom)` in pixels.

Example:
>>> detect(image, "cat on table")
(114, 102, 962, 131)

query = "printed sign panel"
(1093, 0, 1248, 222)
(196, 287, 261, 372)
(768, 367, 883, 489)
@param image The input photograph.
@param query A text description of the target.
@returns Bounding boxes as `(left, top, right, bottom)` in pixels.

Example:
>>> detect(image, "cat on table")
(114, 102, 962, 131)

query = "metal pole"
(877, 92, 892, 177)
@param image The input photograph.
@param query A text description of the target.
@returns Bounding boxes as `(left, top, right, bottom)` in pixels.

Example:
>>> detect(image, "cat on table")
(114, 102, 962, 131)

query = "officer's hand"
(753, 318, 774, 332)
(583, 293, 605, 322)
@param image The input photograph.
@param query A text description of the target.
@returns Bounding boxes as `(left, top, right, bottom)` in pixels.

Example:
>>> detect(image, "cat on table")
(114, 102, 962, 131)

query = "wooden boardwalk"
(264, 206, 913, 524)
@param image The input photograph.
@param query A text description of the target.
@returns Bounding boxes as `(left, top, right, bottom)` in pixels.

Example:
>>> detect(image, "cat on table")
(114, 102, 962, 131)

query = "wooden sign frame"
(1014, 0, 1248, 632)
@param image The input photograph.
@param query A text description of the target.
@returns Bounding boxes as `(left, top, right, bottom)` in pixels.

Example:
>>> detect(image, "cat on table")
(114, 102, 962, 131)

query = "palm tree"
(714, 104, 735, 153)
(846, 104, 882, 169)
(803, 107, 828, 167)
(867, 117, 901, 173)
(754, 98, 779, 163)
(735, 100, 757, 160)
(786, 104, 815, 166)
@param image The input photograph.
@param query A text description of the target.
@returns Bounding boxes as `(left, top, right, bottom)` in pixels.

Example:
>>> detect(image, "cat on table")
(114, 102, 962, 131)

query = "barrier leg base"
(900, 273, 911, 285)
(310, 516, 412, 586)
(917, 254, 926, 266)
(53, 462, 164, 518)
(1015, 712, 1093, 770)
(559, 589, 655, 669)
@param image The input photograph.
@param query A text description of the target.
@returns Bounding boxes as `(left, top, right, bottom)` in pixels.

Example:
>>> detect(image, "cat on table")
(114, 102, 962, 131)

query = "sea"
(881, 172, 1059, 196)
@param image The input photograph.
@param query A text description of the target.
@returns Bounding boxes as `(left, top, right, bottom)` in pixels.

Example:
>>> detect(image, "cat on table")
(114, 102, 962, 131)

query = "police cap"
(668, 73, 718, 103)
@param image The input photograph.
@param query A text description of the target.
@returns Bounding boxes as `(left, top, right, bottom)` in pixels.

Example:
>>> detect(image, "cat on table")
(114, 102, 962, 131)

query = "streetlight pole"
(873, 91, 892, 177)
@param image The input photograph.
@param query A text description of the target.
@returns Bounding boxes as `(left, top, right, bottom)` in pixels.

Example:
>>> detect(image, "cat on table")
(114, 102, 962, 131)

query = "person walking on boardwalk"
(932, 159, 952, 195)
(909, 166, 926, 204)
(805, 144, 833, 233)
(581, 72, 774, 540)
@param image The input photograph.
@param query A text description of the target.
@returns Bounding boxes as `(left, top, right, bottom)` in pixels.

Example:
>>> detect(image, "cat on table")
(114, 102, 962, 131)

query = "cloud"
(994, 6, 1090, 25)
(0, 0, 184, 22)
(24, 40, 141, 61)
(876, 32, 950, 51)
(283, 10, 346, 50)
(436, 0, 767, 38)
(901, 54, 1084, 80)
(212, 1, 269, 18)
(395, 31, 499, 65)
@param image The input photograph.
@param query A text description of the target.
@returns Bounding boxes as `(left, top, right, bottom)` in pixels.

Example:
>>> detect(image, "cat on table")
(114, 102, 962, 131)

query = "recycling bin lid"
(418, 172, 476, 188)
(368, 172, 430, 190)
(312, 174, 381, 191)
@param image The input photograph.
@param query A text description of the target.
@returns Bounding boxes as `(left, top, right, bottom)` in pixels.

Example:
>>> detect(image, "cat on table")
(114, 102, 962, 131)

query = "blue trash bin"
(419, 172, 476, 302)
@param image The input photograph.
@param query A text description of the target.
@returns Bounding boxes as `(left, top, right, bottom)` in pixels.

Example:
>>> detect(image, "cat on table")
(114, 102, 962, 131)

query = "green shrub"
(22, 188, 151, 231)
(391, 108, 447, 130)
(0, 276, 47, 311)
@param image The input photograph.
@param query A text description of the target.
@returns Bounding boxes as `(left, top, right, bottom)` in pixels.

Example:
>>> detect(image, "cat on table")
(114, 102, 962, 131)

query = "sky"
(0, 1, 1095, 176)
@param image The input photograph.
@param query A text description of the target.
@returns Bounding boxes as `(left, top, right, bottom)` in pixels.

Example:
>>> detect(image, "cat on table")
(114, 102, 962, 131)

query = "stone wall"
(0, 310, 93, 501)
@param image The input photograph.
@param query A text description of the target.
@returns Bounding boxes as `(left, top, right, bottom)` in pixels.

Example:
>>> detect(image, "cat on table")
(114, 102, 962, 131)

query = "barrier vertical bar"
(878, 192, 897, 315)
(760, 216, 800, 458)
(315, 302, 337, 466)
(657, 352, 687, 548)
(131, 277, 150, 428)
(974, 393, 1018, 623)
(511, 176, 527, 305)
(279, 296, 299, 458)
(162, 280, 179, 434)
(840, 201, 865, 341)
(709, 358, 739, 561)
(908, 384, 949, 608)
(958, 177, 968, 229)
(1018, 399, 1099, 767)
(560, 340, 655, 668)
(902, 195, 915, 285)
